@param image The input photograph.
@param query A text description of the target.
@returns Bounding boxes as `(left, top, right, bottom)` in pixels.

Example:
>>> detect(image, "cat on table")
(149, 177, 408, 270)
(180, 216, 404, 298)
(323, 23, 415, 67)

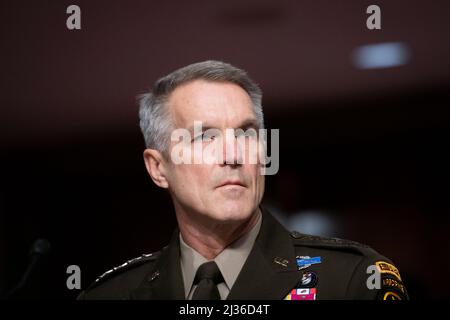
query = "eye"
(192, 132, 217, 142)
(202, 131, 216, 140)
(235, 129, 257, 139)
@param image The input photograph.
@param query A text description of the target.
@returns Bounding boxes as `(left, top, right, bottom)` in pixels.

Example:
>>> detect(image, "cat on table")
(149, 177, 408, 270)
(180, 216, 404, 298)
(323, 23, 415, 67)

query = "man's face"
(164, 79, 265, 224)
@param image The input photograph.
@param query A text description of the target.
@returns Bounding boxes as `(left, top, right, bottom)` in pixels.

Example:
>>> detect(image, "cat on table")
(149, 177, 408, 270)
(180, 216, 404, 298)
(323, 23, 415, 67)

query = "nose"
(222, 129, 243, 166)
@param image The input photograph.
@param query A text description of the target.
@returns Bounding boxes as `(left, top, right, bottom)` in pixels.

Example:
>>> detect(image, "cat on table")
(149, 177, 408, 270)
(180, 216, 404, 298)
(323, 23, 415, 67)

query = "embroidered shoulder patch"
(375, 261, 402, 281)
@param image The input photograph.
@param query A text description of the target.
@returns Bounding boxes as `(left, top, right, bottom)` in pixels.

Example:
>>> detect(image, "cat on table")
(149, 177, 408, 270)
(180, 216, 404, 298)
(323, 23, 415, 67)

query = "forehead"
(167, 79, 256, 128)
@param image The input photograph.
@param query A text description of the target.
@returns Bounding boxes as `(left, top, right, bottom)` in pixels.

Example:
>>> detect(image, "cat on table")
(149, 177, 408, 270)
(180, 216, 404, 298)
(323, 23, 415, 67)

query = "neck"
(176, 207, 261, 260)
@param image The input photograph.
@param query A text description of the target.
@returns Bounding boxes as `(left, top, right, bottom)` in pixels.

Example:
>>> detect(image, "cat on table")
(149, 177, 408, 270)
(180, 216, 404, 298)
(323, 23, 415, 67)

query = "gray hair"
(138, 60, 264, 154)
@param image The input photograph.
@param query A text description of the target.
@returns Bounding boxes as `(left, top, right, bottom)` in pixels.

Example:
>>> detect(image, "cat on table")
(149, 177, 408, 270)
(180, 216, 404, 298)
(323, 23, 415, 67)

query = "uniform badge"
(296, 256, 321, 270)
(284, 288, 317, 300)
(375, 261, 402, 281)
(382, 277, 406, 294)
(374, 261, 408, 300)
(381, 291, 402, 300)
(273, 256, 289, 267)
(297, 271, 318, 288)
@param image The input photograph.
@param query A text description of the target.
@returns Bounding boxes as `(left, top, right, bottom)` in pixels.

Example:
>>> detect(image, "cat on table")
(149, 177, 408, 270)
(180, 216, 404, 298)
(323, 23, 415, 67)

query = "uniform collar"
(131, 205, 301, 300)
(179, 211, 262, 298)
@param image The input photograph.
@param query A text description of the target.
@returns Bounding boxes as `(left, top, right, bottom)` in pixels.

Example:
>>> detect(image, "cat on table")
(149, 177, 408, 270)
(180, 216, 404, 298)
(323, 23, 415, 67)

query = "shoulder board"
(89, 252, 160, 289)
(290, 231, 370, 249)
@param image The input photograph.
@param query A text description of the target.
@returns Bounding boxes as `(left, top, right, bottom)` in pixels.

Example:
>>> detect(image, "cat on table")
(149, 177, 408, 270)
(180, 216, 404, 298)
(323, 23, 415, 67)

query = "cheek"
(258, 176, 265, 197)
(172, 165, 211, 191)
(246, 165, 264, 190)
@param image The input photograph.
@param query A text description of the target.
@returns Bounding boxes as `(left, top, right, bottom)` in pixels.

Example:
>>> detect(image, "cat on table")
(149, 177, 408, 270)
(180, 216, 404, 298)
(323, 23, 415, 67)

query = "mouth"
(217, 180, 246, 188)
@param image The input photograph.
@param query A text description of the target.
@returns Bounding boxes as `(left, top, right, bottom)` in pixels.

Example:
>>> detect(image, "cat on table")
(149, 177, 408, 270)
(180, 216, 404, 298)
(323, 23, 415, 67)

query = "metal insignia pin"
(298, 271, 318, 288)
(274, 257, 289, 267)
(148, 270, 160, 282)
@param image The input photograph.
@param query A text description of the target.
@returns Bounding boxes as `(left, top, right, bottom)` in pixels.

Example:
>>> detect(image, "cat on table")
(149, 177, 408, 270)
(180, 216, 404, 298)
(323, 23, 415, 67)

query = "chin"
(209, 202, 254, 223)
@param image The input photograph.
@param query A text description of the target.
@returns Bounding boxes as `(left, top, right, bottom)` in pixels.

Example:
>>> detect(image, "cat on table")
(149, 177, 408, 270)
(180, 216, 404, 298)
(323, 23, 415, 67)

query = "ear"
(143, 149, 170, 189)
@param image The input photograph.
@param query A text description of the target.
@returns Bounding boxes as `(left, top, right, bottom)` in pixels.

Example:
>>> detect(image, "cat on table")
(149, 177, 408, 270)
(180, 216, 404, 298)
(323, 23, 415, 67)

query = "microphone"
(30, 238, 51, 256)
(3, 238, 51, 299)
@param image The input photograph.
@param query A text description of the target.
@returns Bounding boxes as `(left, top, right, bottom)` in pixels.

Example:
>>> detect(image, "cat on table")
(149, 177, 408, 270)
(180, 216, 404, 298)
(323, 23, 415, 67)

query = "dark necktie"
(192, 261, 224, 300)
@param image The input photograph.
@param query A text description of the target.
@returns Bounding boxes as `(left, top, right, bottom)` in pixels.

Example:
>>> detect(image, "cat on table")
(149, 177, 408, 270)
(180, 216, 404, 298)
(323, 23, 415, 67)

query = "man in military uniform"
(78, 61, 408, 300)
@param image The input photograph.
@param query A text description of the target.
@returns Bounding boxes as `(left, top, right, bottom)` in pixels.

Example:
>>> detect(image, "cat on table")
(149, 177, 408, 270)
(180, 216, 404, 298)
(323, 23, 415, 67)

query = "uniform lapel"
(227, 207, 302, 300)
(130, 229, 185, 300)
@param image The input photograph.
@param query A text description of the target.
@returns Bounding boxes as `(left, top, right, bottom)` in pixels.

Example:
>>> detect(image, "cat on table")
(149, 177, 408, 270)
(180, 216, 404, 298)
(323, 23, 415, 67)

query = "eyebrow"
(187, 118, 260, 134)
